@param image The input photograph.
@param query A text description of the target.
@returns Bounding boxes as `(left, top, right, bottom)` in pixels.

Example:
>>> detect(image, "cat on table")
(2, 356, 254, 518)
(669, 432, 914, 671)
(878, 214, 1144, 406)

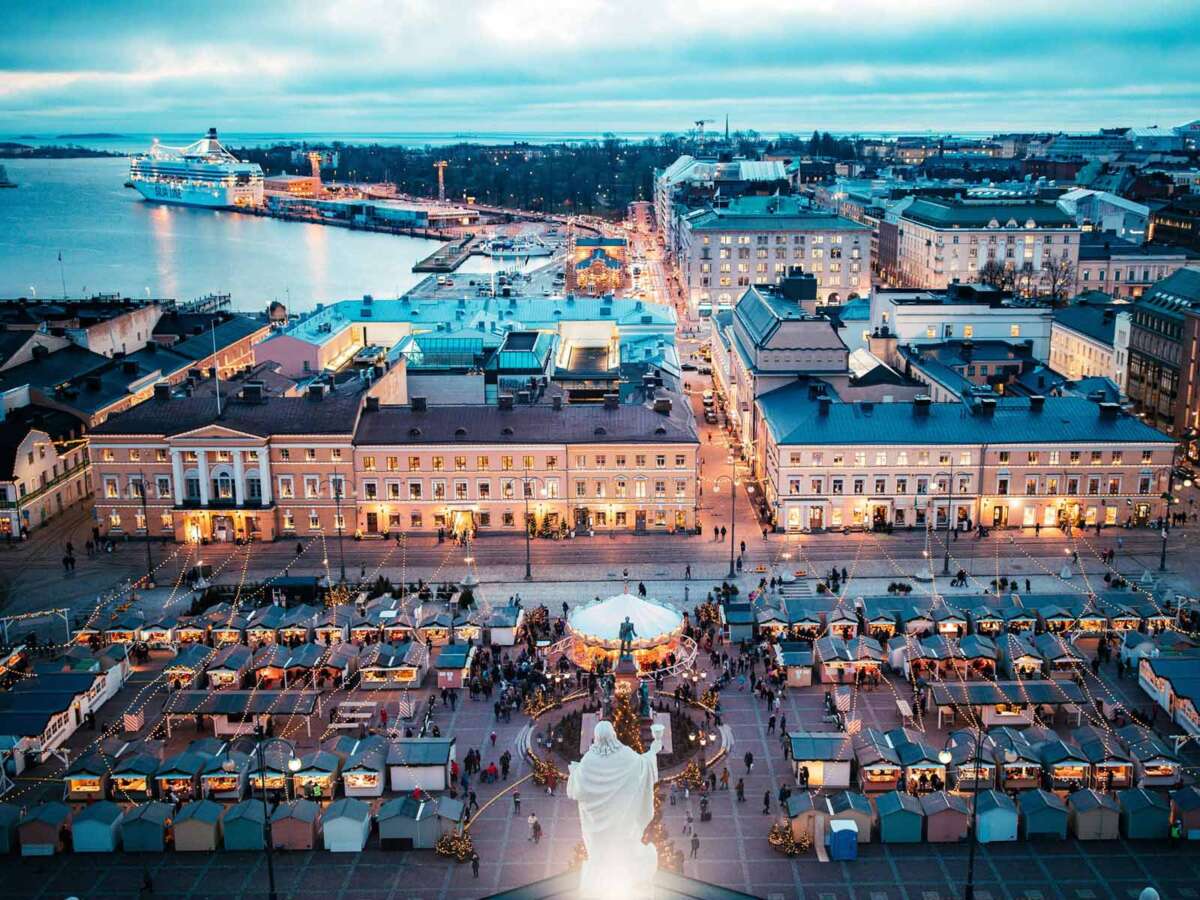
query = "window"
(155, 449, 168, 463)
(615, 480, 627, 498)
(364, 481, 378, 500)
(305, 448, 316, 461)
(331, 448, 342, 461)
(104, 477, 119, 499)
(896, 478, 907, 494)
(1090, 451, 1102, 464)
(1107, 477, 1121, 496)
(896, 451, 908, 466)
(575, 455, 587, 469)
(1070, 450, 1081, 464)
(156, 476, 171, 498)
(278, 476, 294, 499)
(1025, 478, 1038, 495)
(478, 480, 492, 499)
(853, 478, 864, 495)
(502, 480, 515, 499)
(615, 455, 626, 468)
(102, 448, 114, 462)
(832, 454, 844, 466)
(789, 479, 802, 495)
(330, 475, 345, 499)
(939, 453, 951, 465)
(547, 455, 559, 470)
(810, 478, 824, 494)
(387, 456, 399, 471)
(654, 480, 666, 499)
(128, 448, 140, 462)
(501, 455, 513, 471)
(963, 325, 974, 338)
(431, 456, 444, 472)
(304, 476, 319, 499)
(597, 481, 607, 498)
(1048, 451, 1060, 465)
(1010, 325, 1021, 338)
(959, 451, 971, 465)
(854, 452, 866, 466)
(387, 482, 400, 500)
(501, 512, 514, 527)
(309, 510, 321, 529)
(455, 456, 467, 471)
(655, 455, 666, 468)
(522, 455, 534, 469)
(363, 456, 376, 471)
(675, 454, 686, 467)
(635, 455, 646, 467)
(634, 480, 647, 499)
(432, 481, 446, 500)
(455, 481, 468, 500)
(576, 481, 587, 498)
(477, 456, 490, 470)
(412, 512, 424, 528)
(1027, 451, 1038, 464)
(1067, 477, 1079, 495)
(1111, 451, 1123, 464)
(409, 456, 421, 471)
(874, 451, 887, 466)
(875, 478, 886, 494)
(997, 477, 1009, 496)
(998, 451, 1010, 464)
(832, 478, 843, 495)
(282, 510, 294, 531)
(279, 449, 290, 461)
(1087, 477, 1100, 496)
(1141, 450, 1153, 464)
(1139, 476, 1152, 495)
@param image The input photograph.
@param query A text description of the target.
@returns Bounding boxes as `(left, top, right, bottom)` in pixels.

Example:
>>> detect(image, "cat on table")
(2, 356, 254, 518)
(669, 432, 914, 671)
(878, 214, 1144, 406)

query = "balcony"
(175, 498, 275, 511)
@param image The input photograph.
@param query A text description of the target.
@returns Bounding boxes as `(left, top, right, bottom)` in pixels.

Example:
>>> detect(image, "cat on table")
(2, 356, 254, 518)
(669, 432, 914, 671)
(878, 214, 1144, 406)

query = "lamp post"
(522, 471, 548, 581)
(936, 465, 955, 576)
(938, 729, 1017, 900)
(713, 465, 739, 579)
(332, 473, 347, 584)
(226, 727, 300, 900)
(135, 471, 155, 588)
(1159, 490, 1175, 572)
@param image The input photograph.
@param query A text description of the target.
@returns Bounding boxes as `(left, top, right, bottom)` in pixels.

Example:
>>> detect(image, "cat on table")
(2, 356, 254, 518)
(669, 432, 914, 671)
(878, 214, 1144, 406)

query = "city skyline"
(3, 0, 1200, 135)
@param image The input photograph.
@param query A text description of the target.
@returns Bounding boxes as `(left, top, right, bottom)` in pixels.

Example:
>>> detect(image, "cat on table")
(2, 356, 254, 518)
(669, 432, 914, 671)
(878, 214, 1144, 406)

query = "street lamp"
(225, 728, 300, 900)
(522, 471, 548, 581)
(134, 471, 155, 588)
(1160, 491, 1174, 572)
(936, 466, 955, 575)
(712, 464, 739, 579)
(937, 729, 1018, 900)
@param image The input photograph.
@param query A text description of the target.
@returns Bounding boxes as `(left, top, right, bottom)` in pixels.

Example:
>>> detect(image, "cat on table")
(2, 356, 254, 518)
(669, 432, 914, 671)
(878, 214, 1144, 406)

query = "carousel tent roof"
(567, 593, 683, 642)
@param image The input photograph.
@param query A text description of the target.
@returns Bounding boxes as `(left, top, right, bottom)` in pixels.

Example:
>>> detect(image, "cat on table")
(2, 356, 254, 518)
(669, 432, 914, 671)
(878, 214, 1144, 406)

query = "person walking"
(735, 778, 745, 802)
(689, 833, 700, 859)
(512, 791, 521, 815)
(527, 812, 539, 842)
(767, 713, 776, 734)
(744, 750, 754, 773)
(762, 790, 771, 814)
(471, 852, 480, 878)
(720, 768, 730, 790)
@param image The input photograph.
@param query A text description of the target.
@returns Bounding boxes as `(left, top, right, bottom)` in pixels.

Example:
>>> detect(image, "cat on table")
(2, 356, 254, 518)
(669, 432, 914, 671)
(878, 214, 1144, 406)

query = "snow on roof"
(567, 593, 683, 642)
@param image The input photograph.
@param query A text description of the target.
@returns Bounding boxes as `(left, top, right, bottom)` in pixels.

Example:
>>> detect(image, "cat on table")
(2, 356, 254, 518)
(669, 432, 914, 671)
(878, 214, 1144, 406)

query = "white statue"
(567, 719, 665, 898)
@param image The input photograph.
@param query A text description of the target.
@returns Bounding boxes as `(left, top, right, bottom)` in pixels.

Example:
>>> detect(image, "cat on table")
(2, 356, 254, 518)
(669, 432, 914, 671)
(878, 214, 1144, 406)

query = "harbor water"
(0, 158, 450, 313)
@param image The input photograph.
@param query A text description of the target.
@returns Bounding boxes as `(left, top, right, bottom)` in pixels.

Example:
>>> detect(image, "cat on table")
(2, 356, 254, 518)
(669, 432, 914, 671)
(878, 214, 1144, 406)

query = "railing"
(0, 464, 90, 510)
(174, 498, 275, 510)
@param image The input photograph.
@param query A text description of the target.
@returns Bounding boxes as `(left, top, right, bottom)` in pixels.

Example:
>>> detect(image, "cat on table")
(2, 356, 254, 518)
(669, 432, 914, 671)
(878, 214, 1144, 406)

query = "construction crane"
(694, 119, 714, 146)
(433, 160, 448, 203)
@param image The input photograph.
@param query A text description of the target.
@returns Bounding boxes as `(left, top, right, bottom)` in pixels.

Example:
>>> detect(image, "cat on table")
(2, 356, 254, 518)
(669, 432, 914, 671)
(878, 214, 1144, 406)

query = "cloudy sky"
(3, 0, 1199, 136)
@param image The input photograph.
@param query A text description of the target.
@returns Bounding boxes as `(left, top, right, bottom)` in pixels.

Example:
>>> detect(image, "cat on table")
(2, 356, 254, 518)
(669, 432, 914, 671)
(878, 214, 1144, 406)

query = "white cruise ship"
(128, 128, 263, 208)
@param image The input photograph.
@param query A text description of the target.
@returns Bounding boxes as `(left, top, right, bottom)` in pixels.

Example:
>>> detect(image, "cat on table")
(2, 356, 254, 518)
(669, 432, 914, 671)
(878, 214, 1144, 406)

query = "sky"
(3, 0, 1199, 136)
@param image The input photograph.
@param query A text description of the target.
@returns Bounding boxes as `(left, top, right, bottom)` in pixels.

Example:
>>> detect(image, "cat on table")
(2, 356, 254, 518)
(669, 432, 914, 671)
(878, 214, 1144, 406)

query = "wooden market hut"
(271, 798, 321, 850)
(1171, 785, 1200, 839)
(164, 644, 212, 690)
(291, 750, 341, 800)
(119, 801, 172, 852)
(210, 609, 251, 647)
(316, 642, 360, 689)
(875, 790, 923, 843)
(784, 793, 821, 845)
(932, 605, 969, 637)
(1000, 606, 1036, 634)
(755, 605, 789, 639)
(245, 605, 288, 646)
(18, 802, 72, 856)
(433, 643, 476, 690)
(1068, 788, 1120, 840)
(358, 641, 428, 690)
(72, 800, 122, 853)
(139, 615, 177, 648)
(953, 634, 1000, 680)
(885, 728, 945, 793)
(322, 798, 372, 852)
(721, 603, 755, 644)
(782, 603, 822, 641)
(63, 750, 111, 801)
(0, 804, 19, 854)
(173, 618, 208, 646)
(154, 749, 210, 801)
(1036, 604, 1076, 634)
(826, 791, 874, 843)
(853, 729, 902, 794)
(860, 603, 899, 640)
(921, 791, 970, 842)
(378, 790, 454, 849)
(773, 642, 814, 688)
(1000, 633, 1044, 680)
(813, 635, 883, 684)
(899, 605, 934, 637)
(104, 611, 145, 645)
(929, 681, 1085, 730)
(110, 750, 161, 801)
(339, 735, 389, 798)
(204, 644, 252, 689)
(221, 800, 266, 851)
(314, 606, 361, 646)
(975, 789, 1018, 843)
(479, 604, 524, 647)
(1118, 726, 1183, 788)
(1019, 789, 1069, 839)
(826, 606, 858, 639)
(1118, 788, 1171, 840)
(969, 606, 1004, 637)
(387, 738, 456, 793)
(941, 731, 995, 792)
(1037, 738, 1091, 792)
(1033, 632, 1085, 680)
(786, 732, 852, 789)
(988, 727, 1043, 792)
(246, 739, 296, 799)
(201, 748, 250, 800)
(174, 799, 222, 851)
(1070, 724, 1134, 790)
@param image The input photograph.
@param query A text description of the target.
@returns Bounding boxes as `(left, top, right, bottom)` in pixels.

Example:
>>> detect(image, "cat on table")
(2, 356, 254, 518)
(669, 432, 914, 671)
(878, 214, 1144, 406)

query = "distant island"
(55, 132, 125, 139)
(0, 142, 122, 159)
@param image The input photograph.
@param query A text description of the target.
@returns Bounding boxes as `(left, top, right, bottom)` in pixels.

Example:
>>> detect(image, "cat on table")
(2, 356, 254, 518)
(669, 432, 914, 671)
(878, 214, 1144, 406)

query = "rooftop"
(90, 393, 363, 437)
(901, 198, 1075, 230)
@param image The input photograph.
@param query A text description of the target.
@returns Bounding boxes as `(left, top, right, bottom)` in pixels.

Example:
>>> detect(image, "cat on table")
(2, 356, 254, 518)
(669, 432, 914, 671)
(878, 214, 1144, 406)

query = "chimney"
(1029, 394, 1045, 411)
(153, 383, 171, 403)
(653, 398, 672, 415)
(1098, 402, 1119, 419)
(551, 395, 563, 411)
(977, 397, 997, 417)
(364, 396, 380, 413)
(411, 396, 427, 412)
(307, 383, 325, 401)
(243, 381, 265, 404)
(498, 394, 514, 410)
(603, 393, 620, 410)
(818, 397, 832, 416)
(913, 394, 932, 416)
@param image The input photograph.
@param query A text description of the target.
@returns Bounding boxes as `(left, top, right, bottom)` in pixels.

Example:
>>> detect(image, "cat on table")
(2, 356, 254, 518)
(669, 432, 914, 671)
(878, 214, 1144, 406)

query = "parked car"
(682, 363, 698, 372)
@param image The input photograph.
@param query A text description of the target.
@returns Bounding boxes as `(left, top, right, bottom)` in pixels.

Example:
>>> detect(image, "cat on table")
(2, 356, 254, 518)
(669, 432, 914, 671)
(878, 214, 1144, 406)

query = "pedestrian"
(295, 541, 303, 556)
(762, 790, 771, 814)
(471, 852, 480, 878)
(512, 791, 521, 815)
(720, 526, 726, 541)
(490, 730, 497, 747)
(720, 767, 730, 790)
(527, 812, 539, 841)
(683, 809, 694, 834)
(500, 750, 511, 780)
(684, 564, 691, 580)
(690, 833, 700, 859)
(767, 713, 776, 734)
(469, 790, 479, 815)
(1025, 578, 1031, 592)
(669, 782, 679, 806)
(735, 778, 745, 802)
(744, 750, 754, 773)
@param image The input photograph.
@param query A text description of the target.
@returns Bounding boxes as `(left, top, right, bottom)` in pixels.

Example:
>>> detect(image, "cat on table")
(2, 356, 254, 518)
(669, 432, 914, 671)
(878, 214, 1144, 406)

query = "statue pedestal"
(614, 654, 639, 698)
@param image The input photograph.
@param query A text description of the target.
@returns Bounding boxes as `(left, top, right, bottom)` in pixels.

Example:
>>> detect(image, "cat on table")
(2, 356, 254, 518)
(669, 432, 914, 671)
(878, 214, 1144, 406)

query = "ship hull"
(132, 181, 260, 209)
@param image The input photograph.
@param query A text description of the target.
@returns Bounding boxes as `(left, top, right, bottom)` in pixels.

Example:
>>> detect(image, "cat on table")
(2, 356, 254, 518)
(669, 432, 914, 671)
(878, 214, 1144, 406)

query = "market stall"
(378, 790, 461, 849)
(1118, 788, 1171, 839)
(1171, 785, 1200, 839)
(1068, 788, 1119, 840)
(205, 644, 252, 689)
(921, 791, 970, 842)
(18, 802, 72, 856)
(853, 729, 902, 794)
(970, 607, 1004, 637)
(875, 790, 923, 843)
(928, 681, 1084, 730)
(826, 791, 874, 843)
(773, 642, 813, 688)
(174, 799, 222, 851)
(292, 750, 341, 800)
(201, 748, 250, 800)
(433, 644, 476, 690)
(340, 736, 388, 798)
(1019, 789, 1068, 839)
(975, 789, 1018, 843)
(72, 801, 122, 853)
(222, 800, 267, 851)
(1070, 725, 1134, 790)
(119, 801, 172, 852)
(358, 642, 428, 690)
(388, 738, 456, 792)
(322, 798, 372, 852)
(111, 751, 160, 801)
(1118, 726, 1182, 788)
(154, 749, 210, 801)
(164, 644, 212, 690)
(271, 798, 321, 850)
(786, 732, 852, 789)
(63, 751, 111, 802)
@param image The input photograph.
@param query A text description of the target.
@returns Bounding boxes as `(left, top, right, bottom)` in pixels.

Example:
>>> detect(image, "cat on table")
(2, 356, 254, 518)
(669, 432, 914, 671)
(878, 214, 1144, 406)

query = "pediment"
(173, 424, 263, 442)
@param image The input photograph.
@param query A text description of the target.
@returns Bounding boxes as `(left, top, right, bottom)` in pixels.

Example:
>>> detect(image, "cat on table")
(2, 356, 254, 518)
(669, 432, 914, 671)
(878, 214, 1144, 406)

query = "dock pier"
(413, 234, 479, 272)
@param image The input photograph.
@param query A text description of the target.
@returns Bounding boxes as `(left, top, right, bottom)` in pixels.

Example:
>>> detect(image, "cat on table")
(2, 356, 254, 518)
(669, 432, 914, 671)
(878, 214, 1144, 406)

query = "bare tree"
(1042, 255, 1077, 305)
(978, 259, 1006, 288)
(1015, 261, 1038, 298)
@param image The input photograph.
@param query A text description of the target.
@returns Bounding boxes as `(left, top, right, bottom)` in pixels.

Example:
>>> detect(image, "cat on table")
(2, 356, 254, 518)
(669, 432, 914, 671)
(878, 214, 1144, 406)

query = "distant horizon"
(3, 1, 1198, 139)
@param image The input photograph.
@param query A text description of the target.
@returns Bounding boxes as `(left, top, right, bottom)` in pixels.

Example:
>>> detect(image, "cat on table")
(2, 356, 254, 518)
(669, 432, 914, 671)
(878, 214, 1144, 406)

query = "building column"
(196, 450, 210, 506)
(258, 449, 272, 505)
(233, 450, 246, 506)
(170, 450, 185, 503)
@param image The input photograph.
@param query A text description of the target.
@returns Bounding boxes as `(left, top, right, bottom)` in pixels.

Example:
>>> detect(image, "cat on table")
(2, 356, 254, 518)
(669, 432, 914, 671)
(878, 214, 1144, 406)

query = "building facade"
(755, 386, 1174, 533)
(1075, 235, 1198, 298)
(677, 196, 871, 313)
(894, 199, 1080, 291)
(1048, 300, 1131, 387)
(87, 389, 700, 543)
(0, 407, 91, 536)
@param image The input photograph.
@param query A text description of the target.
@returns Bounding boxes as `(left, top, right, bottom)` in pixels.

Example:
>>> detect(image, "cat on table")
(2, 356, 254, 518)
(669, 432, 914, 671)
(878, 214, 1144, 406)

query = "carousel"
(566, 591, 689, 671)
